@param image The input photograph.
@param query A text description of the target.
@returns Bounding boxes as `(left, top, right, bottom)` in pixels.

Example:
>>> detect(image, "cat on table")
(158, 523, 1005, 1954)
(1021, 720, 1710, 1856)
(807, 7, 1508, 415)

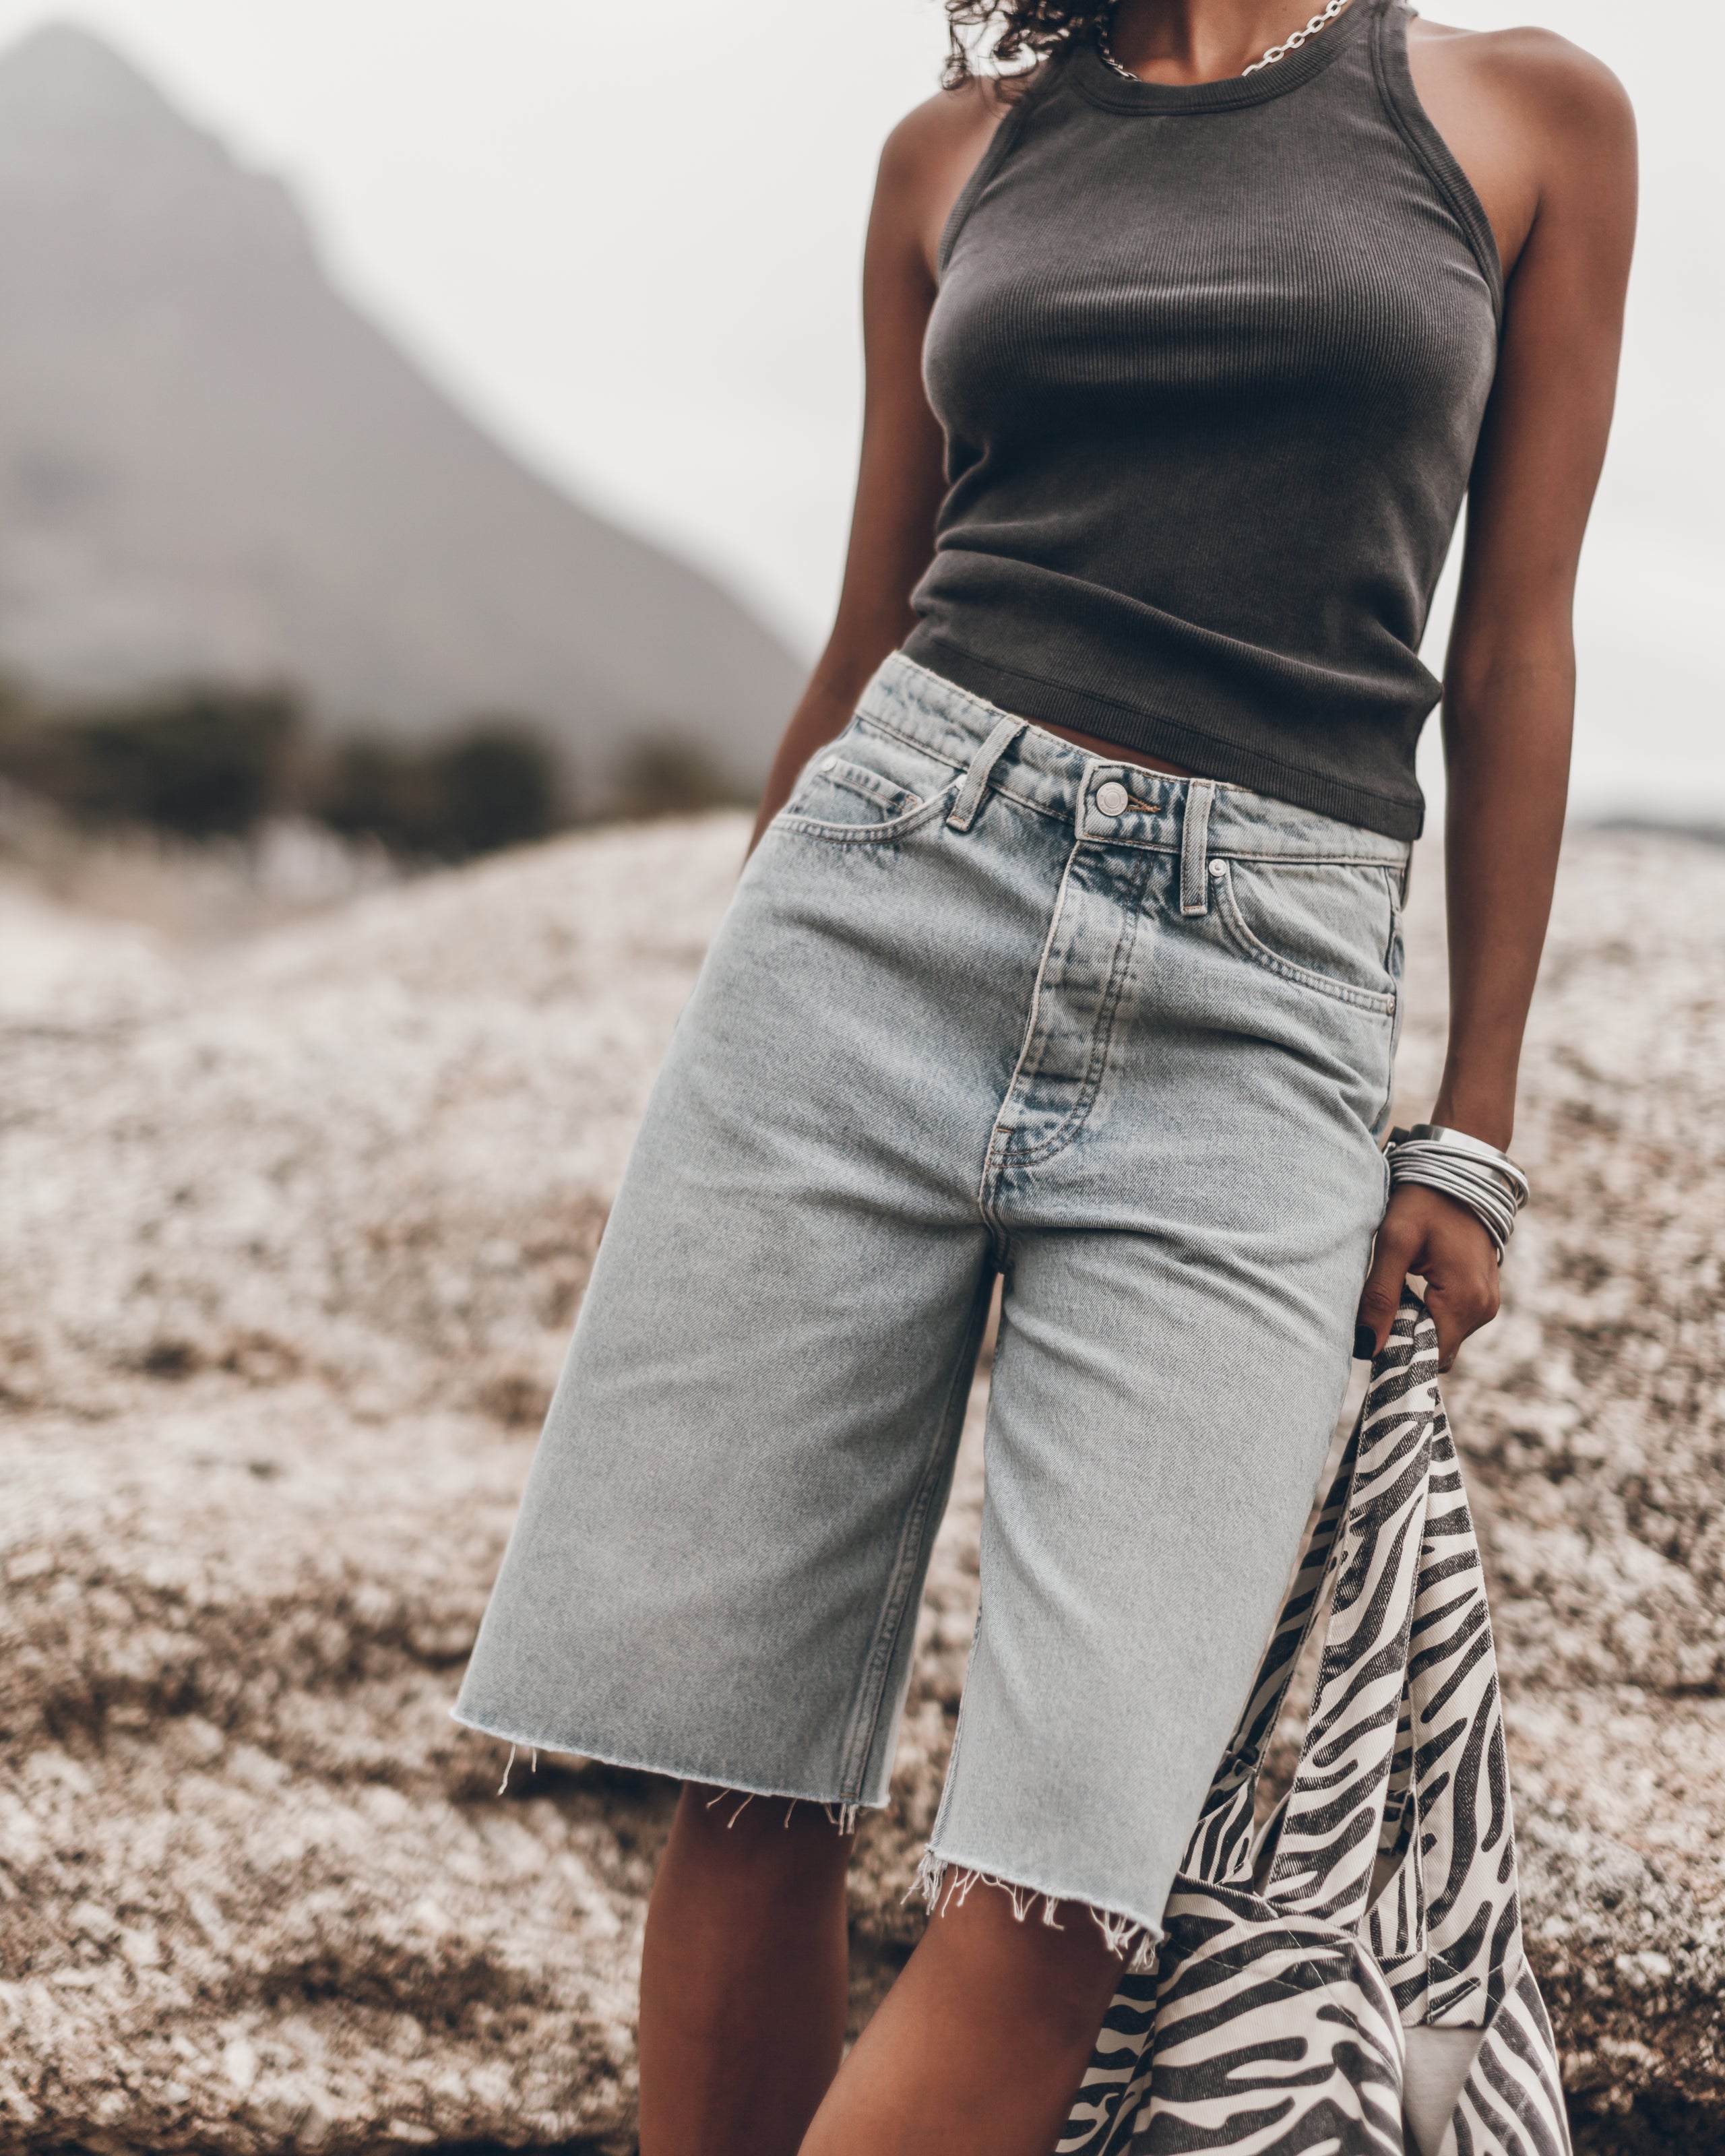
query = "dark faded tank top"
(904, 0, 1501, 838)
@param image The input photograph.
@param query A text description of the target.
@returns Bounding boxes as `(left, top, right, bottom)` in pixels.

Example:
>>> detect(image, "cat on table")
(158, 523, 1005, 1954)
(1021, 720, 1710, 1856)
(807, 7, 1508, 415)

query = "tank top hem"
(902, 630, 1426, 841)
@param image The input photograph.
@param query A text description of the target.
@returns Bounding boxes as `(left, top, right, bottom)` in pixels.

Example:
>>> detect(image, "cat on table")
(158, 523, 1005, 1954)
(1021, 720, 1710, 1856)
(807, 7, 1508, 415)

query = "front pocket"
(777, 784, 960, 846)
(776, 717, 967, 845)
(1212, 860, 1398, 1015)
(798, 755, 921, 820)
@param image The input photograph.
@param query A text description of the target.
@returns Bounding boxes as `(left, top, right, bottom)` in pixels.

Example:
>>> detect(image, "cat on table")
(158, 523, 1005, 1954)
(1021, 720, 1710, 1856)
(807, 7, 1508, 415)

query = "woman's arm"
(1357, 30, 1637, 1369)
(746, 87, 1005, 856)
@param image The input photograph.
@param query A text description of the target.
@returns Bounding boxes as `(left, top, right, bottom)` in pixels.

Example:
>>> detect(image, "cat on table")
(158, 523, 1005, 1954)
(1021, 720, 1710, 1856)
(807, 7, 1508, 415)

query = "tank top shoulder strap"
(935, 59, 1073, 280)
(1365, 0, 1504, 321)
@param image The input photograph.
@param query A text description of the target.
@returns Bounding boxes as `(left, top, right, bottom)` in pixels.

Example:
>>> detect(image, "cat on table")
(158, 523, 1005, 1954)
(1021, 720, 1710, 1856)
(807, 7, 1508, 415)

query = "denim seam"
(1381, 864, 1404, 945)
(854, 705, 970, 773)
(984, 846, 1152, 1178)
(978, 835, 1084, 1217)
(1073, 831, 1408, 866)
(924, 1610, 983, 1853)
(1373, 866, 1406, 1134)
(1374, 998, 1406, 1146)
(776, 780, 962, 846)
(834, 1279, 993, 1802)
(813, 759, 920, 815)
(1212, 864, 1398, 1015)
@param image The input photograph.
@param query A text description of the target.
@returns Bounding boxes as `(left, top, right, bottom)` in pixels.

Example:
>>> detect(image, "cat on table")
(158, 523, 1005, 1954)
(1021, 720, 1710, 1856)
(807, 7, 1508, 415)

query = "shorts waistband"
(862, 653, 1412, 871)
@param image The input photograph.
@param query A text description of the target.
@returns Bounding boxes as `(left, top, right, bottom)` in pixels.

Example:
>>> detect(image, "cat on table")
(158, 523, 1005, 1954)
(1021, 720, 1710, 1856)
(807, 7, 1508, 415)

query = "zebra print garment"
(1057, 1294, 1570, 2156)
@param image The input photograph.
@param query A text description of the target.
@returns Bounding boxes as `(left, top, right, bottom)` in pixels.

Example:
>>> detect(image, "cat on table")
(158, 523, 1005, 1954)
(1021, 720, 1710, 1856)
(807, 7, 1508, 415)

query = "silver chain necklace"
(1095, 0, 1352, 82)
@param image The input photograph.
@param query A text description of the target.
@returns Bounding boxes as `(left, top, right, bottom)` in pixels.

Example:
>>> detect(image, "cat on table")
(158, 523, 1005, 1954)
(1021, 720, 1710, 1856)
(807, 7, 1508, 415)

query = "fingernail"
(1353, 1325, 1375, 1362)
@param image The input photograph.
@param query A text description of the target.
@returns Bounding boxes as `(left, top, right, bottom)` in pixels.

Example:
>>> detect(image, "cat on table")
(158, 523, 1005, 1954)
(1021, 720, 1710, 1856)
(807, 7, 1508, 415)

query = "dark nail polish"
(1353, 1325, 1375, 1362)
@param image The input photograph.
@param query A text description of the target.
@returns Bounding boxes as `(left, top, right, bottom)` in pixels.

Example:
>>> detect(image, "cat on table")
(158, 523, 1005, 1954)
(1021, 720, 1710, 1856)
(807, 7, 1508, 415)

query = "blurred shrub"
(0, 678, 743, 861)
(0, 685, 302, 837)
(313, 719, 563, 860)
(435, 724, 564, 855)
(610, 732, 743, 819)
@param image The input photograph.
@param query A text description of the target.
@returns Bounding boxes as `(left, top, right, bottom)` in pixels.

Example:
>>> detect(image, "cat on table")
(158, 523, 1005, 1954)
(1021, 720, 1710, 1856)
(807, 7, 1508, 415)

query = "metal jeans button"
(1095, 780, 1129, 817)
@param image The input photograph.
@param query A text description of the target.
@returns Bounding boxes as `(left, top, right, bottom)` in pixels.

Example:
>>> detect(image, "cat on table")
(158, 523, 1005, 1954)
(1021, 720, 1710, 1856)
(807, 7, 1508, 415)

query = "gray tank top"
(903, 0, 1501, 839)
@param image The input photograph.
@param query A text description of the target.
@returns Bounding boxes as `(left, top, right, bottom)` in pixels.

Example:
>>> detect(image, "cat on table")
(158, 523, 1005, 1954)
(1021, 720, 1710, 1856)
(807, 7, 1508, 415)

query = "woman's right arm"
(746, 86, 1006, 854)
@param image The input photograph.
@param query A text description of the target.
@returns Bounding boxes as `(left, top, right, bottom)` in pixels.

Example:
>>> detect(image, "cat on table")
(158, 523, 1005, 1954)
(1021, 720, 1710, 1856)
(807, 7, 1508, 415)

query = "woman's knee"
(670, 1783, 856, 1889)
(920, 1879, 1127, 2050)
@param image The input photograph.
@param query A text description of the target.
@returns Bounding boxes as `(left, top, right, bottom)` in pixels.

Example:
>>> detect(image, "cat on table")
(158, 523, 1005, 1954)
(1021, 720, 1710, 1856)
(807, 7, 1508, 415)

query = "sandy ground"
(2, 813, 1722, 2152)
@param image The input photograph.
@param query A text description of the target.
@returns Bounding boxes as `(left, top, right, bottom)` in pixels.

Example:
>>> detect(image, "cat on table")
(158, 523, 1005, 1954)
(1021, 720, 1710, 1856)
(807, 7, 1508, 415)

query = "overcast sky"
(0, 0, 1717, 818)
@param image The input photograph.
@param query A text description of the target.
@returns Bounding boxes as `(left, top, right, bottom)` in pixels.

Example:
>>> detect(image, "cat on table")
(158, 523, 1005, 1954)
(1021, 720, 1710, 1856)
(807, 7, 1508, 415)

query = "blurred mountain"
(0, 24, 803, 794)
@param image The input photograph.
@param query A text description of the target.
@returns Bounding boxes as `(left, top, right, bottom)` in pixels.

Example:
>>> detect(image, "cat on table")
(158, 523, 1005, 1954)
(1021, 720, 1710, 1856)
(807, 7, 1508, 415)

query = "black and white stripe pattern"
(1056, 1294, 1570, 2156)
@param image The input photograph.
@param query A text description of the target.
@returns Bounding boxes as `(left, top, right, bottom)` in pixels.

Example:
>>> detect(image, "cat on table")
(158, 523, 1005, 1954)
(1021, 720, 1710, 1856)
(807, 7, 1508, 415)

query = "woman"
(456, 2, 1634, 2150)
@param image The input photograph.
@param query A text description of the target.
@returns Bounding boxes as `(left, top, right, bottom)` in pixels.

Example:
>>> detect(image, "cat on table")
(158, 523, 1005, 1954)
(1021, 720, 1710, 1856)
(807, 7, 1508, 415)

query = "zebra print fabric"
(1057, 1294, 1570, 2156)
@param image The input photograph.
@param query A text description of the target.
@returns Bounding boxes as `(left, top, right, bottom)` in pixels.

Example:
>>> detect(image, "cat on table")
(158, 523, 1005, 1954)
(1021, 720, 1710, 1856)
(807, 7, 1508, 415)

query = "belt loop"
(1180, 781, 1216, 915)
(946, 715, 1025, 833)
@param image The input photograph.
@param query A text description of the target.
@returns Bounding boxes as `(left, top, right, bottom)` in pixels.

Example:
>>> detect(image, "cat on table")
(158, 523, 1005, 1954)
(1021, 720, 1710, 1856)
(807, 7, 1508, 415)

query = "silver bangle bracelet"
(1385, 1123, 1529, 1259)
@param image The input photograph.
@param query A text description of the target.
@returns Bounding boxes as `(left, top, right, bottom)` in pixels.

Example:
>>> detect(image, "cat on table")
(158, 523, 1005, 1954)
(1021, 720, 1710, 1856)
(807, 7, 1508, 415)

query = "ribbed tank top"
(903, 0, 1501, 839)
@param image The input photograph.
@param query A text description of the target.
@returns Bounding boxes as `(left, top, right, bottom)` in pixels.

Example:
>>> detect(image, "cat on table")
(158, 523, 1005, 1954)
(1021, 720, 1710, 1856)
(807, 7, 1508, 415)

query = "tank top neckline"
(1068, 0, 1382, 115)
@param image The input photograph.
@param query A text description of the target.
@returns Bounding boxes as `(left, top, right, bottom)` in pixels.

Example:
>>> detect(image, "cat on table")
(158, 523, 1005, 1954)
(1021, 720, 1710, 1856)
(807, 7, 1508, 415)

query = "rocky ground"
(1, 814, 1721, 2154)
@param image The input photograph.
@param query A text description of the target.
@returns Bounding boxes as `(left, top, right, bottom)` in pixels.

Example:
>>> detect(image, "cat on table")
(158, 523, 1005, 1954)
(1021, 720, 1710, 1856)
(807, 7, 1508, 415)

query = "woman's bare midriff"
(1038, 718, 1197, 780)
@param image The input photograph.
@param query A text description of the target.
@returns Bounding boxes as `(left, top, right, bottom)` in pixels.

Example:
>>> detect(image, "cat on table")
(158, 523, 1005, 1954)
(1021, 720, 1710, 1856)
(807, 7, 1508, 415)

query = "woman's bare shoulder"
(1410, 16, 1633, 141)
(1407, 15, 1633, 273)
(879, 73, 1022, 189)
(875, 71, 1036, 274)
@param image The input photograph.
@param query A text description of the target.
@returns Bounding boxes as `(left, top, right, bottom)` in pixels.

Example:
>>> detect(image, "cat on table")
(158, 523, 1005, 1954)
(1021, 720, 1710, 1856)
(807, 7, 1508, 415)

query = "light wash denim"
(455, 652, 1409, 1951)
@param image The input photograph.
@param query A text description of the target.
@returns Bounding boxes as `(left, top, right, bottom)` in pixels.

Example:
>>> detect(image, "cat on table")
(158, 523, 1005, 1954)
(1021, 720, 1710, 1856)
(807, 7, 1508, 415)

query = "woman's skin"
(638, 7, 1637, 2153)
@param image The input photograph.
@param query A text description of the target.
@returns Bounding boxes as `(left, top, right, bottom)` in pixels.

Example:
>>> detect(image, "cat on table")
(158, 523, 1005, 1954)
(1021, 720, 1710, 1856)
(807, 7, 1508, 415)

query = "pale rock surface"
(1, 817, 1721, 2152)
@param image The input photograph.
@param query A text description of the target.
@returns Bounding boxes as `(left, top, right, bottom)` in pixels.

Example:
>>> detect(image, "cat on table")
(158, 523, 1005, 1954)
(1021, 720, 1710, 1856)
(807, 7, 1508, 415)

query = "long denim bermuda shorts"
(455, 652, 1410, 1953)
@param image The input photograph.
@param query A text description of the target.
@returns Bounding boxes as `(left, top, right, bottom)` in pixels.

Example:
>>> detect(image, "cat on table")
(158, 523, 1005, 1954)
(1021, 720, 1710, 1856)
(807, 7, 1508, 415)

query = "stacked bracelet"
(1385, 1124, 1530, 1259)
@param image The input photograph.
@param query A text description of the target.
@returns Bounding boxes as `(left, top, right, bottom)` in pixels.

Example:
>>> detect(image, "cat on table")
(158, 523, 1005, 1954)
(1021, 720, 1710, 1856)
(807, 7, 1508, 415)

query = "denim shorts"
(455, 652, 1410, 1955)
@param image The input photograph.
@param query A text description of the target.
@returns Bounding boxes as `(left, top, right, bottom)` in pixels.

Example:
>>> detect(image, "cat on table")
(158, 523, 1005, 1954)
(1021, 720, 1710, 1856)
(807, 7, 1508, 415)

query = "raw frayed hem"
(497, 1744, 539, 1795)
(457, 1718, 878, 1825)
(498, 1754, 863, 1834)
(911, 1849, 1160, 1975)
(700, 1788, 862, 1835)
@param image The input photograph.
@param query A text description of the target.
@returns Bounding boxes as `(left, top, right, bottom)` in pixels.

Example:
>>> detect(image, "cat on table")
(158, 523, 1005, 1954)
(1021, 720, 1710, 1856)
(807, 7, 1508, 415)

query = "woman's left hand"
(1355, 1182, 1500, 1374)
